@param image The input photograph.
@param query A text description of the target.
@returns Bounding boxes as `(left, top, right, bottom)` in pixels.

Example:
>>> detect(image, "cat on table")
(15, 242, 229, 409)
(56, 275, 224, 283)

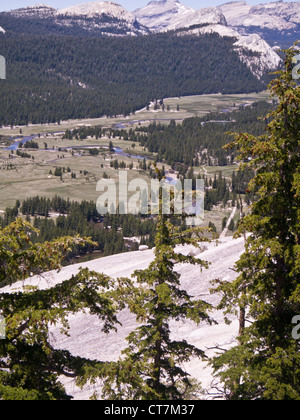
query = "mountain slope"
(2, 0, 298, 46)
(219, 1, 300, 32)
(1, 1, 148, 36)
(218, 1, 300, 48)
(0, 1, 283, 78)
(2, 236, 245, 399)
(134, 0, 193, 31)
(58, 1, 135, 21)
(0, 32, 264, 126)
(0, 1, 280, 126)
(134, 0, 227, 32)
(56, 1, 149, 35)
(177, 24, 281, 78)
(233, 33, 282, 78)
(135, 0, 281, 78)
(7, 4, 56, 18)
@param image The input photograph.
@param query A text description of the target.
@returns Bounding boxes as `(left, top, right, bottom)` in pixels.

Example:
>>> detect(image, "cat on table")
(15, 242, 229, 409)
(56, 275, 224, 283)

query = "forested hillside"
(0, 31, 265, 126)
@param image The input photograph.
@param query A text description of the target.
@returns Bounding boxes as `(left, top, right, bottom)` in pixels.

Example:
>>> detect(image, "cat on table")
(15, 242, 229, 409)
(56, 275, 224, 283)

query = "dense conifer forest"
(0, 31, 265, 126)
(124, 101, 274, 166)
(0, 196, 157, 285)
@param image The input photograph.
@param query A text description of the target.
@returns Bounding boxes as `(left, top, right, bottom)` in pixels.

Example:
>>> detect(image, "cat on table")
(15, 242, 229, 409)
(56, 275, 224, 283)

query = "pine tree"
(211, 46, 300, 400)
(0, 219, 127, 400)
(95, 166, 213, 400)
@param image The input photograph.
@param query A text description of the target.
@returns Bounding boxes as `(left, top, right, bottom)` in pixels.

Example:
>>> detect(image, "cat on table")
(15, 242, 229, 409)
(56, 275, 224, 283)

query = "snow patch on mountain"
(0, 26, 5, 33)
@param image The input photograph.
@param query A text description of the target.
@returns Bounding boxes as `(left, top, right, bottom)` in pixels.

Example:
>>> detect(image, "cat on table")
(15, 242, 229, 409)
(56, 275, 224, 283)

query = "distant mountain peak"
(134, 0, 226, 32)
(2, 0, 297, 51)
(219, 0, 300, 32)
(7, 4, 56, 17)
(55, 1, 149, 35)
(3, 1, 148, 36)
(57, 1, 136, 23)
(147, 0, 183, 5)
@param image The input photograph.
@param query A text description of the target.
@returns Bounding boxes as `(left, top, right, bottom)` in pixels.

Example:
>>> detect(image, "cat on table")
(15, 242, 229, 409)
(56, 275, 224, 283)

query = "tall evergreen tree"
(211, 46, 300, 400)
(88, 167, 214, 400)
(0, 219, 126, 400)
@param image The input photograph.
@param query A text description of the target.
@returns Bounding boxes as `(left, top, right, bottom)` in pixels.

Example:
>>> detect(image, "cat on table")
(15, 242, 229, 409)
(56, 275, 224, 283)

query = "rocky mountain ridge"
(3, 2, 149, 36)
(4, 0, 299, 44)
(134, 0, 282, 77)
(1, 0, 294, 77)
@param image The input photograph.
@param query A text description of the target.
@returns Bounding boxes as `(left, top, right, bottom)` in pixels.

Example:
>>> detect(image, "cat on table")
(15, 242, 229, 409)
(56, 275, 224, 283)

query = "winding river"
(6, 135, 149, 160)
